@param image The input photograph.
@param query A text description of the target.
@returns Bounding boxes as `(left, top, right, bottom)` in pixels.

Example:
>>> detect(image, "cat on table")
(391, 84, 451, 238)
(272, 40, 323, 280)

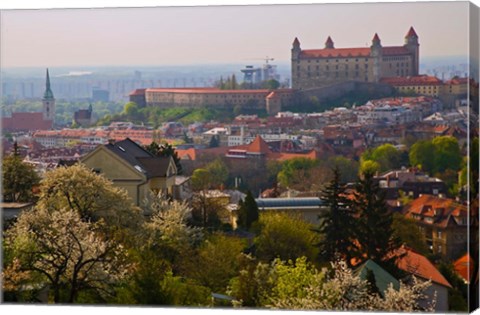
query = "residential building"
(395, 247, 451, 312)
(80, 138, 177, 208)
(380, 75, 443, 97)
(403, 195, 469, 260)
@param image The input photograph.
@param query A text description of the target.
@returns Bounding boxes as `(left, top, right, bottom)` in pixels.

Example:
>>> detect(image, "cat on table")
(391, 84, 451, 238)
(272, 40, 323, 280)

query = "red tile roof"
(396, 247, 451, 288)
(129, 88, 146, 96)
(404, 195, 467, 228)
(380, 75, 443, 86)
(454, 253, 474, 284)
(301, 47, 371, 58)
(2, 112, 53, 132)
(372, 33, 380, 42)
(247, 135, 271, 154)
(382, 46, 412, 56)
(300, 45, 410, 58)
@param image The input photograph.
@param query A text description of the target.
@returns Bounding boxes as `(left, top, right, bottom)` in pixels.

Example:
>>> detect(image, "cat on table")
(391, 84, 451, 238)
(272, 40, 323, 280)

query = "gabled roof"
(105, 138, 175, 179)
(396, 247, 451, 288)
(356, 259, 400, 296)
(454, 253, 474, 284)
(404, 194, 467, 228)
(246, 135, 271, 154)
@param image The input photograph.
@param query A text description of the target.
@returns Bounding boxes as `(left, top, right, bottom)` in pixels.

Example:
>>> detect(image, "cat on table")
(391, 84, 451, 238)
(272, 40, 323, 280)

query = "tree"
(254, 212, 319, 262)
(123, 102, 140, 119)
(350, 172, 401, 268)
(3, 164, 143, 303)
(409, 137, 462, 175)
(277, 157, 319, 189)
(391, 213, 429, 255)
(2, 151, 40, 202)
(315, 168, 355, 264)
(4, 207, 131, 303)
(145, 141, 183, 175)
(409, 140, 436, 173)
(237, 191, 259, 230)
(359, 160, 380, 176)
(232, 258, 435, 312)
(185, 233, 246, 293)
(431, 136, 462, 173)
(36, 164, 143, 230)
(361, 144, 402, 173)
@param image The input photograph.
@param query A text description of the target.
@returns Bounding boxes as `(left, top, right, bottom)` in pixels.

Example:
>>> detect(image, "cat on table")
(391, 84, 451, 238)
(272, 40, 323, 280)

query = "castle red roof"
(300, 45, 410, 58)
(372, 33, 380, 42)
(382, 46, 411, 56)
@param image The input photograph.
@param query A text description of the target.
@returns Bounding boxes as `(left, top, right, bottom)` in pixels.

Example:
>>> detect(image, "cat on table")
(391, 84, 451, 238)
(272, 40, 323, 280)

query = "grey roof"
(105, 138, 173, 179)
(255, 197, 323, 209)
(355, 259, 400, 297)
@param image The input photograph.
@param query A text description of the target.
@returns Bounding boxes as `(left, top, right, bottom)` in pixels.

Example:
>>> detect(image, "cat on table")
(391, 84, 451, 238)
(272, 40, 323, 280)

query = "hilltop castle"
(291, 27, 419, 89)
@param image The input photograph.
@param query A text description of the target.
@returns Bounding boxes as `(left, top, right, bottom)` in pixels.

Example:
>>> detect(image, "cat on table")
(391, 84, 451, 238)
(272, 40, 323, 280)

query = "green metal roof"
(43, 68, 54, 99)
(356, 260, 400, 297)
(255, 197, 323, 209)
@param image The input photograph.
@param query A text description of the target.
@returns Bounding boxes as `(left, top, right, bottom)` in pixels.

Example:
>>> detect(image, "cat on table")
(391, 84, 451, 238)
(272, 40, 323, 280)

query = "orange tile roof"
(404, 194, 467, 228)
(396, 247, 452, 288)
(454, 253, 474, 284)
(176, 147, 197, 160)
(247, 135, 271, 154)
(146, 87, 272, 95)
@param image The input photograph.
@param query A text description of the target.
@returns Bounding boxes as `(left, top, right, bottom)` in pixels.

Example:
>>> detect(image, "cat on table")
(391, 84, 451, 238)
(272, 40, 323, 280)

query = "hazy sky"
(0, 1, 475, 68)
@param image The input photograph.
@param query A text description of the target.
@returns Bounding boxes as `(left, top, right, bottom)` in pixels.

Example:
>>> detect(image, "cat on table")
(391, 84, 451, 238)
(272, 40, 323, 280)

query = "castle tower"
(404, 26, 420, 75)
(42, 68, 55, 122)
(291, 38, 301, 88)
(325, 36, 334, 49)
(370, 33, 383, 82)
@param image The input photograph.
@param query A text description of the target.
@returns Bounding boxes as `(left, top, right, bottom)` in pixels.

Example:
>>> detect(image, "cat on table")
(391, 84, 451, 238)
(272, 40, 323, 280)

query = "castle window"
(336, 59, 339, 62)
(316, 65, 319, 70)
(335, 65, 339, 70)
(336, 72, 339, 78)
(326, 66, 329, 70)
(355, 64, 359, 69)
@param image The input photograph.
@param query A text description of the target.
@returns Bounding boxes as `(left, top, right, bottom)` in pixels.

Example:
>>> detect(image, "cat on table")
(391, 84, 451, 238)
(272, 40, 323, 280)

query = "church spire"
(43, 68, 54, 100)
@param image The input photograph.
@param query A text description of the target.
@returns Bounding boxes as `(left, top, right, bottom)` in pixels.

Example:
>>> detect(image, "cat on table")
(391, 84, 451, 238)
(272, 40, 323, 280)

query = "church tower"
(42, 68, 55, 122)
(404, 27, 420, 75)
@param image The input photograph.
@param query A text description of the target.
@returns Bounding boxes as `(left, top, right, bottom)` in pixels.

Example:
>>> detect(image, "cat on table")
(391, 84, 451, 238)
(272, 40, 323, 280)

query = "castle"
(2, 69, 56, 132)
(291, 27, 419, 89)
(130, 28, 419, 114)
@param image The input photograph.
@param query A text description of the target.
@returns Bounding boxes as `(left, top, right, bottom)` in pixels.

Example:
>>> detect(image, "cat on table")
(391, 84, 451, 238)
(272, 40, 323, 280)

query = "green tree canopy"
(350, 172, 401, 269)
(237, 191, 259, 231)
(316, 168, 355, 264)
(254, 212, 319, 262)
(361, 144, 402, 173)
(2, 152, 40, 202)
(277, 157, 319, 188)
